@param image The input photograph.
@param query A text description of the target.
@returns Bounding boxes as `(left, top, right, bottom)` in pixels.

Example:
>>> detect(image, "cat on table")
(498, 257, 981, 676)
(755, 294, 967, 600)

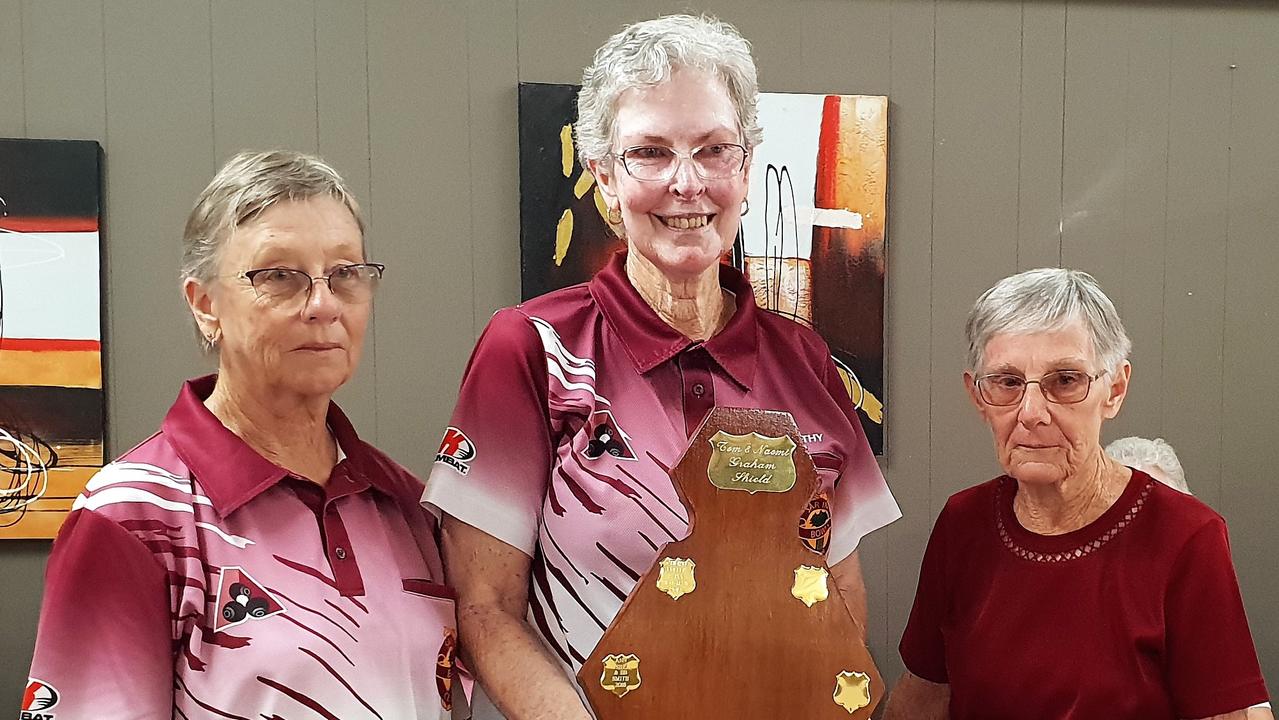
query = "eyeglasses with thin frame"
(240, 263, 384, 309)
(611, 143, 749, 182)
(974, 369, 1108, 407)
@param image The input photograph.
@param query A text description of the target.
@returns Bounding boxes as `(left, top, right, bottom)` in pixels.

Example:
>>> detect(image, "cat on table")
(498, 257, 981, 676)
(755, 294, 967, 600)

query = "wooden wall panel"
(929, 0, 1023, 501)
(0, 0, 25, 135)
(1017, 0, 1066, 270)
(1060, 3, 1131, 283)
(881, 0, 937, 685)
(1161, 10, 1234, 509)
(1220, 2, 1279, 684)
(210, 1, 319, 159)
(366, 1, 474, 468)
(465, 0, 522, 323)
(316, 0, 379, 437)
(101, 0, 215, 454)
(19, 0, 106, 140)
(1106, 5, 1173, 445)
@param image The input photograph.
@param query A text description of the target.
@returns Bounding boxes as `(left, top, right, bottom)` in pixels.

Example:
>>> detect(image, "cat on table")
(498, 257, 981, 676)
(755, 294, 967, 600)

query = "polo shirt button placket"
(335, 546, 347, 560)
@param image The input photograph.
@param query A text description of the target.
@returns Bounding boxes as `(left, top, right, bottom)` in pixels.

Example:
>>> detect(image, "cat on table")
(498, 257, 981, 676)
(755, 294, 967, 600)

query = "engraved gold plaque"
(656, 557, 696, 600)
(600, 654, 642, 698)
(706, 431, 797, 494)
(791, 565, 830, 607)
(833, 670, 872, 713)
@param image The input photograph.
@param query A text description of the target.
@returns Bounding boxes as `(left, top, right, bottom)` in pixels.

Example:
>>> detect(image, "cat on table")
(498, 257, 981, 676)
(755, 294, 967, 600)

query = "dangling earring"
(206, 327, 221, 348)
(740, 198, 750, 216)
(607, 205, 622, 224)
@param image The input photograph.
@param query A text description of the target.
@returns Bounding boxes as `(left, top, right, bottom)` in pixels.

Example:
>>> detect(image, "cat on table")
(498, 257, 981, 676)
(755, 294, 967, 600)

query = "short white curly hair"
(1105, 436, 1189, 494)
(575, 14, 764, 167)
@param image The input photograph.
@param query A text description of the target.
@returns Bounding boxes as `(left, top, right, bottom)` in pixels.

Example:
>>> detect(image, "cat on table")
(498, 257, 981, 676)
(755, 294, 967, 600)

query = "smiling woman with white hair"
(885, 268, 1269, 720)
(424, 14, 898, 719)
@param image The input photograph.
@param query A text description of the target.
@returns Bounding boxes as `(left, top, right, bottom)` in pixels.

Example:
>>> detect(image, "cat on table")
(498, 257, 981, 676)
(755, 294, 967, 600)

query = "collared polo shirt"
(24, 376, 464, 720)
(424, 251, 900, 674)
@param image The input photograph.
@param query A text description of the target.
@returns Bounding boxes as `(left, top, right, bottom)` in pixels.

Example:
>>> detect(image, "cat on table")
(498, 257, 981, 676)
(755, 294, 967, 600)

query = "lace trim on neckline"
(995, 478, 1153, 563)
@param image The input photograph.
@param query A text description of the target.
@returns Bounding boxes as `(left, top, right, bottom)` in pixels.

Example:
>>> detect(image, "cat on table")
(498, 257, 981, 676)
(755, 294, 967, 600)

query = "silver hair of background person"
(1106, 436, 1190, 494)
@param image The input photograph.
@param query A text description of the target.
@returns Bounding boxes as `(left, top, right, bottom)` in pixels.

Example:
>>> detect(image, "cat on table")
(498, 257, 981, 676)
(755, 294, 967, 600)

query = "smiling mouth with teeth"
(660, 214, 713, 230)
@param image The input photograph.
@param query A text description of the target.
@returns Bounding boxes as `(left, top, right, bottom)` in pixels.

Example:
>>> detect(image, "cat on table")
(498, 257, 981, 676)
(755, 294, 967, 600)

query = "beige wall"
(2, 0, 1277, 714)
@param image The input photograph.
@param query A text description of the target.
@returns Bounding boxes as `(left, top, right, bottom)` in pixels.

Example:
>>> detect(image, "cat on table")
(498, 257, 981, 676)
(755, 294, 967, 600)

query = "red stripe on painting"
(0, 338, 100, 352)
(814, 95, 843, 208)
(0, 217, 99, 232)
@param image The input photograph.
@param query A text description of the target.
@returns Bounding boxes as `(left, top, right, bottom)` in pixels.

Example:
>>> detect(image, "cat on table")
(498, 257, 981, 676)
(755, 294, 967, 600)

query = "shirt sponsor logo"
(213, 567, 285, 632)
(21, 678, 59, 719)
(582, 410, 636, 461)
(435, 426, 477, 475)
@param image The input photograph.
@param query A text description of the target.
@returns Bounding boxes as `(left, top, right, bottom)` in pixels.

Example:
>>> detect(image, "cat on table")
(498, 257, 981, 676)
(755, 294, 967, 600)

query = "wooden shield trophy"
(577, 407, 882, 719)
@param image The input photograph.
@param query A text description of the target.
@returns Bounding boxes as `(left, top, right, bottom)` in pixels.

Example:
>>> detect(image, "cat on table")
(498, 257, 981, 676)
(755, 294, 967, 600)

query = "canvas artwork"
(518, 84, 887, 453)
(0, 139, 105, 539)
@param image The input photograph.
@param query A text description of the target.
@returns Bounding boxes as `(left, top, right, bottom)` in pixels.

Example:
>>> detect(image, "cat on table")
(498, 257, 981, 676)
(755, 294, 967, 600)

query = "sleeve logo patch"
(213, 567, 286, 631)
(435, 627, 458, 710)
(21, 678, 59, 719)
(434, 426, 477, 475)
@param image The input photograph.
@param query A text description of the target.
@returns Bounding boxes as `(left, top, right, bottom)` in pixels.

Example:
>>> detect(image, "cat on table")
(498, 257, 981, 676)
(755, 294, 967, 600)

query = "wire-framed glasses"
(612, 143, 748, 182)
(240, 263, 384, 309)
(974, 369, 1107, 406)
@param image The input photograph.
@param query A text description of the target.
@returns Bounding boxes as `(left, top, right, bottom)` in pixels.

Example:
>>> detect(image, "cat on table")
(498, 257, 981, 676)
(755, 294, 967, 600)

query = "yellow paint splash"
(554, 208, 574, 266)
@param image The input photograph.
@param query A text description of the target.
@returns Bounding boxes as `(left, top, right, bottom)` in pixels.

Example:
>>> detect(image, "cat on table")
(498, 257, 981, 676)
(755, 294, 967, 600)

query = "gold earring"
(607, 206, 622, 224)
(741, 198, 750, 216)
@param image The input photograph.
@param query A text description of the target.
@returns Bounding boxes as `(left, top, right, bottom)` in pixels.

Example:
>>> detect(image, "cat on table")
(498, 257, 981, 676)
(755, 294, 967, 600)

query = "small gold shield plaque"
(656, 557, 696, 600)
(706, 431, 797, 494)
(833, 670, 872, 713)
(600, 653, 642, 698)
(791, 565, 830, 607)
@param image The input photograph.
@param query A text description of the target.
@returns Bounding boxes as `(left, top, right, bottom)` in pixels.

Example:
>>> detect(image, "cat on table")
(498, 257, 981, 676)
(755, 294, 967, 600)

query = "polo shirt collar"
(161, 374, 389, 517)
(589, 251, 758, 389)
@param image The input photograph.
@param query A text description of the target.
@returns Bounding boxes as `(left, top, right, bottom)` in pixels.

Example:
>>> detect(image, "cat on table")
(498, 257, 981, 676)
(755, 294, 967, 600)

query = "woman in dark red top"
(885, 268, 1270, 720)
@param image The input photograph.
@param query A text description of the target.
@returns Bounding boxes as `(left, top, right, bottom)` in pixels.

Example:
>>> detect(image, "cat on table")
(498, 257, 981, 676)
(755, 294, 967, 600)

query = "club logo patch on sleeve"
(213, 567, 285, 631)
(21, 678, 59, 718)
(435, 627, 458, 710)
(435, 426, 477, 475)
(799, 492, 832, 555)
(582, 410, 636, 461)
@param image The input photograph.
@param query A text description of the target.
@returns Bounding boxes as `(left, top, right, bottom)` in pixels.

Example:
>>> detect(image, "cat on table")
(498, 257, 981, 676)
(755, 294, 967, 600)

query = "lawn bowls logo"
(213, 567, 285, 631)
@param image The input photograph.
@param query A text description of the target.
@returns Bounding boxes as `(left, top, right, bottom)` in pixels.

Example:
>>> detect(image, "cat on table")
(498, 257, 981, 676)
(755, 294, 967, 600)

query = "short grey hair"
(965, 268, 1132, 374)
(181, 150, 364, 349)
(575, 14, 763, 167)
(1106, 436, 1189, 493)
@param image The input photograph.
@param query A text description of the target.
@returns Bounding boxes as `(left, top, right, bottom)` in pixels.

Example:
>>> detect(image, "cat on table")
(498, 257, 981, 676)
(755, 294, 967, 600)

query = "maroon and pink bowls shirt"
(24, 376, 466, 719)
(424, 252, 901, 677)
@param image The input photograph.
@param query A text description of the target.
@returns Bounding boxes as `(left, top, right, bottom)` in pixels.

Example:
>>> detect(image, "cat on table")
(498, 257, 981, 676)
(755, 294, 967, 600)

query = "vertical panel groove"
(363, 0, 378, 441)
(1017, 2, 1024, 269)
(207, 0, 216, 166)
(20, 0, 28, 134)
(313, 1, 321, 156)
(927, 0, 937, 517)
(1058, 1, 1069, 266)
(1220, 62, 1235, 497)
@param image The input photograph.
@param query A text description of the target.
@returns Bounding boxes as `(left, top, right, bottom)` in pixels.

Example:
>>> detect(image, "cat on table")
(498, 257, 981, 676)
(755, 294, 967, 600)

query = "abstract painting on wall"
(0, 139, 104, 538)
(518, 84, 888, 453)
